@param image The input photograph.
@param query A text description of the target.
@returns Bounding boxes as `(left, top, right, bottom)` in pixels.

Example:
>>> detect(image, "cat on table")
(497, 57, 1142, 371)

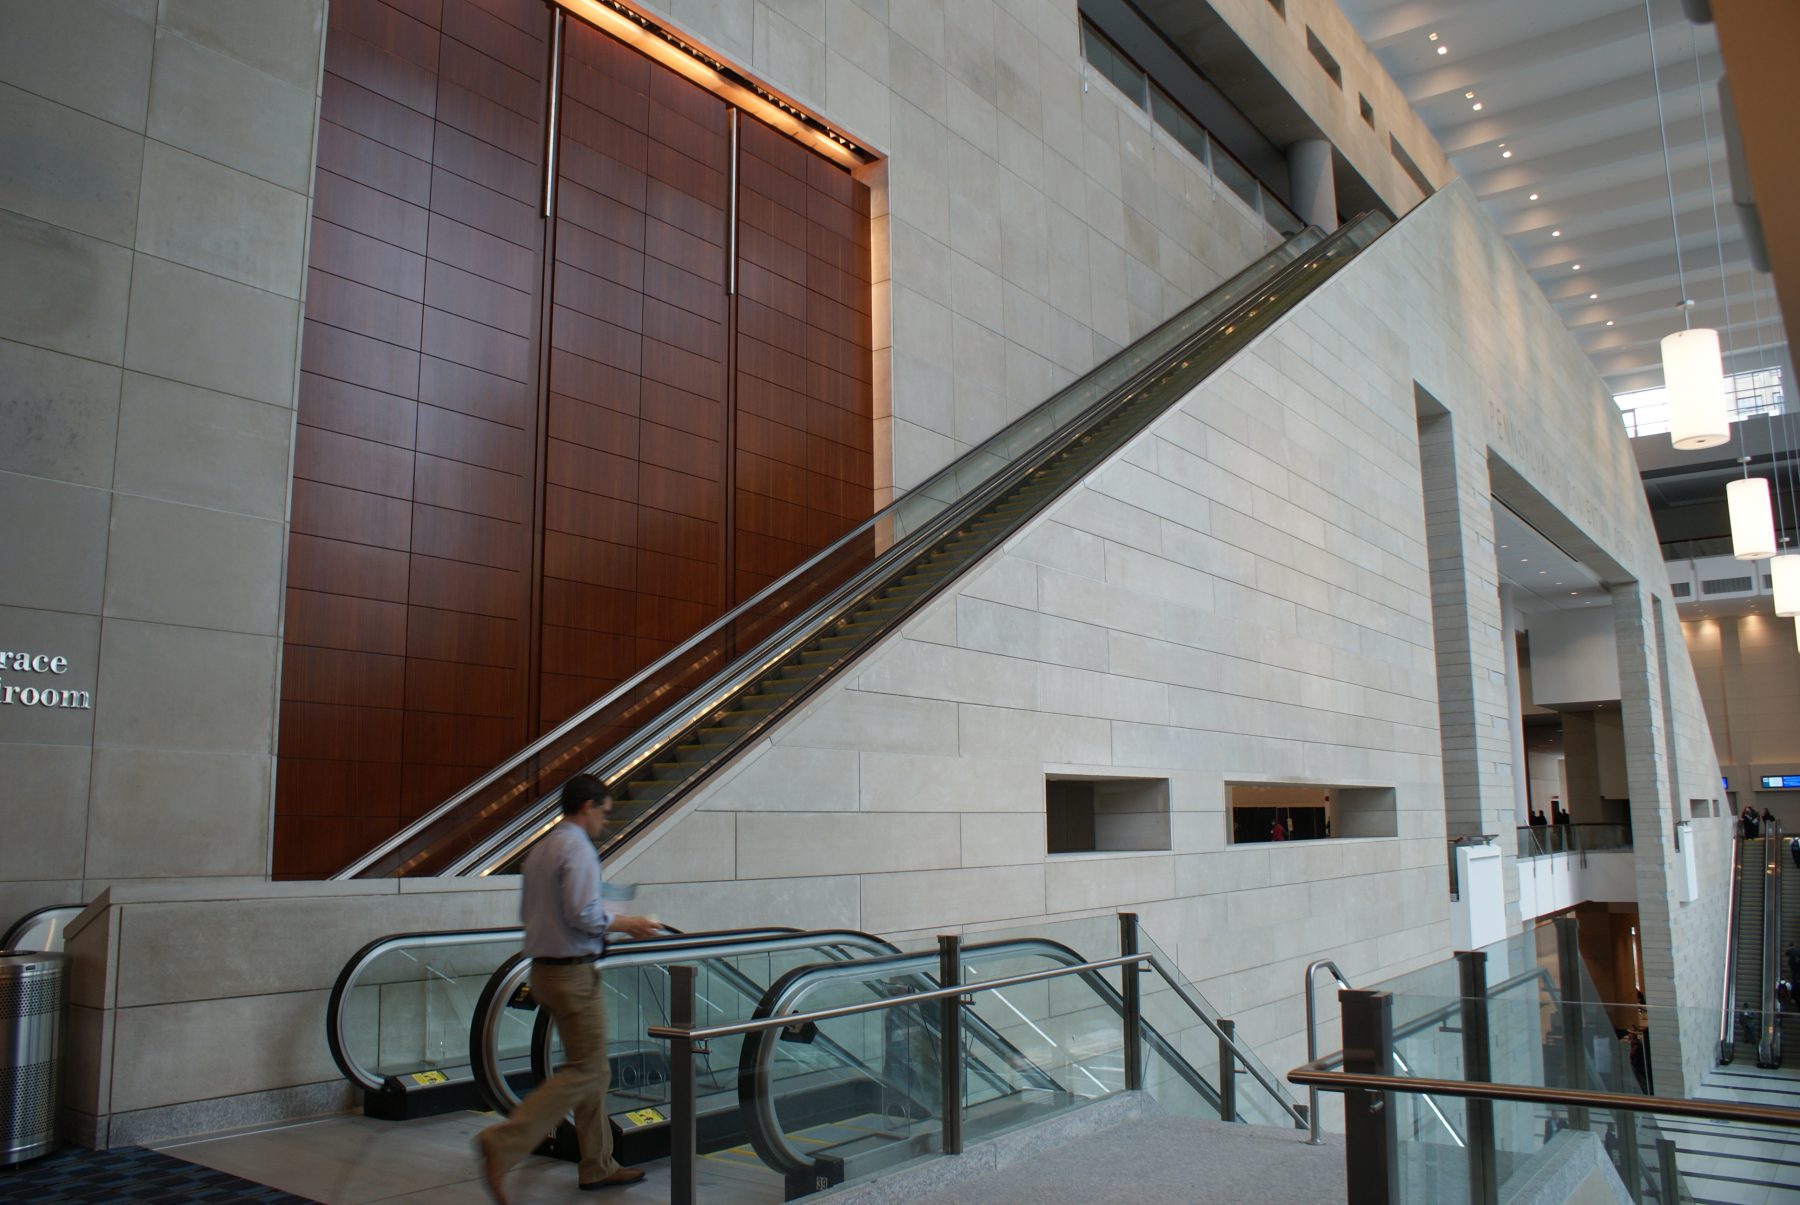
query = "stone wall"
(0, 0, 327, 921)
(612, 178, 1729, 1100)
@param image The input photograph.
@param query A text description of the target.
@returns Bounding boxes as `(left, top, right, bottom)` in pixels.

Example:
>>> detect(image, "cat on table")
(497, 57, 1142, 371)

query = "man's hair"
(561, 774, 612, 816)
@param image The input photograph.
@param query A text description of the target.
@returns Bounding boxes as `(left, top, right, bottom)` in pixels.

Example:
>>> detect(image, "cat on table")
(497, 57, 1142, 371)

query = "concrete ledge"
(1500, 1129, 1633, 1205)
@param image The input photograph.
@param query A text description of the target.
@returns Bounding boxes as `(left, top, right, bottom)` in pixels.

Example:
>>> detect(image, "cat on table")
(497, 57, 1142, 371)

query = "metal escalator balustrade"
(338, 215, 1388, 881)
(0, 903, 85, 953)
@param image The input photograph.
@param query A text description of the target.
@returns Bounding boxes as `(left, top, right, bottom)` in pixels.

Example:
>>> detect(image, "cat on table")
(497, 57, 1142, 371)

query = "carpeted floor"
(0, 1146, 315, 1204)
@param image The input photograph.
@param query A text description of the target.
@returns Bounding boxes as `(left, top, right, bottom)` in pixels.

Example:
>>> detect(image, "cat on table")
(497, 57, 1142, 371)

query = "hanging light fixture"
(1773, 554, 1800, 617)
(1728, 472, 1776, 560)
(1647, 1, 1729, 449)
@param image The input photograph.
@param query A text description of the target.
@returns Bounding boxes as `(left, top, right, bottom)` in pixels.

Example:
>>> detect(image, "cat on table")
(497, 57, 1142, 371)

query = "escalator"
(327, 925, 860, 1119)
(338, 214, 1390, 882)
(472, 923, 1305, 1198)
(1720, 833, 1783, 1066)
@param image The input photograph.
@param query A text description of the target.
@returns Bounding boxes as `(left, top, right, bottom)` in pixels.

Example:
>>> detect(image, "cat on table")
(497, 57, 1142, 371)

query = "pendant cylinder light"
(1728, 475, 1777, 560)
(1664, 328, 1730, 449)
(1772, 553, 1800, 617)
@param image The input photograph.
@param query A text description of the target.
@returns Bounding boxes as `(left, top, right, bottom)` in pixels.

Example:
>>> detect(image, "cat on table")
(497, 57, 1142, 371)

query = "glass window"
(1081, 22, 1147, 110)
(1150, 86, 1208, 165)
(1211, 145, 1260, 209)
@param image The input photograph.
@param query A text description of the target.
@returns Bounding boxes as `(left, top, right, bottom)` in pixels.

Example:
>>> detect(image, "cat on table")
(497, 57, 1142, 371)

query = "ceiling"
(1336, 0, 1790, 396)
(1493, 503, 1609, 614)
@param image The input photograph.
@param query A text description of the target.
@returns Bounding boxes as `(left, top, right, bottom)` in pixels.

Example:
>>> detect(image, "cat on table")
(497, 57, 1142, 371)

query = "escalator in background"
(340, 214, 1390, 882)
(1782, 832, 1800, 1047)
(1733, 838, 1765, 1060)
(1720, 832, 1784, 1067)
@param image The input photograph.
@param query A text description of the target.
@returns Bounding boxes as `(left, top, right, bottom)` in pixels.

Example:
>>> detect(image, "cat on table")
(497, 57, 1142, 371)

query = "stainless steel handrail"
(1286, 1061, 1800, 1128)
(337, 223, 1351, 880)
(1303, 958, 1464, 1149)
(1762, 821, 1784, 1066)
(648, 952, 1151, 1042)
(1142, 956, 1305, 1125)
(1721, 827, 1747, 1061)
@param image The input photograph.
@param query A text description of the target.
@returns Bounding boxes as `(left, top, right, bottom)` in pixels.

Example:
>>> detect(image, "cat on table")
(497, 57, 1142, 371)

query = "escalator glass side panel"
(328, 927, 524, 1094)
(474, 929, 896, 1122)
(737, 937, 1233, 1185)
(338, 228, 1337, 881)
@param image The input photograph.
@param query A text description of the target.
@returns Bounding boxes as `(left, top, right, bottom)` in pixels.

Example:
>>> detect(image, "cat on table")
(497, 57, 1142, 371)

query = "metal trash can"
(1, 951, 65, 1166)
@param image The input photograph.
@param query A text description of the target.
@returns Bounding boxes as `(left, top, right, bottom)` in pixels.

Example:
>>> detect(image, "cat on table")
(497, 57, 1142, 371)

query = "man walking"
(478, 775, 662, 1201)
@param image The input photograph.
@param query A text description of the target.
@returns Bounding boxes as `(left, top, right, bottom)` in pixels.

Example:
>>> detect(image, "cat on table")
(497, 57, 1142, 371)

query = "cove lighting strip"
(555, 0, 875, 168)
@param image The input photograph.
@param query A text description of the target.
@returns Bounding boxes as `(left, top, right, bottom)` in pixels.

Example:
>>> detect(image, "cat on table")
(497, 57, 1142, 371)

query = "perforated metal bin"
(1, 951, 65, 1166)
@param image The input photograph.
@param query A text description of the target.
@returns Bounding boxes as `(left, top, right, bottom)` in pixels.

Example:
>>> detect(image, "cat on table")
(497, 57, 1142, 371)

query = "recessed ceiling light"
(1430, 31, 1439, 41)
(1502, 149, 1512, 157)
(1466, 91, 1476, 99)
(1472, 102, 1483, 110)
(1605, 320, 1615, 326)
(1551, 230, 1562, 237)
(1539, 570, 1547, 575)
(1529, 193, 1540, 201)
(1589, 293, 1598, 300)
(1572, 264, 1581, 270)
(1437, 45, 1448, 54)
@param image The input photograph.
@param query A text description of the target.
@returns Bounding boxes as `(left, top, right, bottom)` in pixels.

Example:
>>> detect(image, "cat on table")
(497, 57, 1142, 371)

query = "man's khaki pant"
(482, 961, 619, 1183)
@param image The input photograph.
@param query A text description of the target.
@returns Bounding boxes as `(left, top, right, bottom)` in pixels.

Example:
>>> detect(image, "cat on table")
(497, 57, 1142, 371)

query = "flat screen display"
(1760, 775, 1800, 789)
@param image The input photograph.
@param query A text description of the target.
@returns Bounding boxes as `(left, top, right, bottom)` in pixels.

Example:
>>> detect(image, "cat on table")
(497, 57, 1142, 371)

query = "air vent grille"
(1701, 576, 1753, 595)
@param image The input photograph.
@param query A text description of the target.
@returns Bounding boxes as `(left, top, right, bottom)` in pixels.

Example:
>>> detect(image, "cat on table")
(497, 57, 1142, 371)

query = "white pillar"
(1501, 585, 1530, 826)
(1286, 138, 1336, 231)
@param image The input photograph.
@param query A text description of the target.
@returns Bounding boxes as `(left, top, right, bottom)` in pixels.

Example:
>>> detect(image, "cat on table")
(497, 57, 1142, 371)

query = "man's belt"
(534, 952, 602, 965)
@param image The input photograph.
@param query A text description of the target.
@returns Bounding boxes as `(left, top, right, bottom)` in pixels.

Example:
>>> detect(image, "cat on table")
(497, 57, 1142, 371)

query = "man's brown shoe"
(475, 1130, 509, 1204)
(579, 1166, 647, 1189)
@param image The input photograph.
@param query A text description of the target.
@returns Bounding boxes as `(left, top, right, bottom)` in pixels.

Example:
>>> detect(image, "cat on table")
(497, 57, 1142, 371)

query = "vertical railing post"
(668, 964, 699, 1205)
(938, 934, 964, 1156)
(1341, 988, 1398, 1205)
(1456, 950, 1498, 1205)
(1554, 916, 1591, 1131)
(1616, 1110, 1642, 1199)
(1120, 912, 1144, 1092)
(1218, 1018, 1238, 1123)
(1656, 1137, 1680, 1204)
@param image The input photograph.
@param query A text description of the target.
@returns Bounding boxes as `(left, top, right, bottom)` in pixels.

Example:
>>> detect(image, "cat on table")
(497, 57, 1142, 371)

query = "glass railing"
(647, 922, 1287, 1202)
(1291, 920, 1790, 1203)
(342, 214, 1389, 882)
(1516, 822, 1633, 859)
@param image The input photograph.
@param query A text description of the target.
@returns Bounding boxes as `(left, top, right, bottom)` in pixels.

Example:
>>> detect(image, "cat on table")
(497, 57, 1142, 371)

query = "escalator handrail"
(1140, 954, 1307, 1124)
(328, 920, 758, 1094)
(734, 937, 1234, 1178)
(328, 925, 526, 1093)
(0, 902, 86, 952)
(1762, 822, 1784, 1066)
(337, 227, 1334, 880)
(449, 217, 1387, 879)
(1720, 827, 1746, 1061)
(469, 928, 899, 1114)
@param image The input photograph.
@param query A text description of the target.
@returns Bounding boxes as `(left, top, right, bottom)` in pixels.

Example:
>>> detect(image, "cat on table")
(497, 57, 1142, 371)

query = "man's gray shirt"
(521, 821, 614, 959)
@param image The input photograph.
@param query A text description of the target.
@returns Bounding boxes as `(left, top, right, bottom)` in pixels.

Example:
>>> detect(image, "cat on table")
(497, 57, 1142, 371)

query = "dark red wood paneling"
(278, 3, 874, 877)
(535, 17, 729, 730)
(276, 0, 546, 878)
(733, 116, 872, 599)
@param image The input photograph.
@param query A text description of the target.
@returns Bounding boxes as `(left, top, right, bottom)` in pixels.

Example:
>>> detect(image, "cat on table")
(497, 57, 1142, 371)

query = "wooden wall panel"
(278, 2, 872, 875)
(537, 20, 729, 730)
(734, 117, 873, 600)
(276, 0, 547, 877)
